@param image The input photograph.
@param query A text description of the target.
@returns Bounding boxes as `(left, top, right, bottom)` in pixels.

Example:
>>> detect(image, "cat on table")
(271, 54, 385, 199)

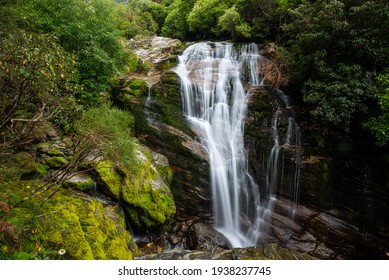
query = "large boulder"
(128, 36, 182, 70)
(187, 223, 231, 251)
(93, 145, 176, 231)
(41, 190, 137, 260)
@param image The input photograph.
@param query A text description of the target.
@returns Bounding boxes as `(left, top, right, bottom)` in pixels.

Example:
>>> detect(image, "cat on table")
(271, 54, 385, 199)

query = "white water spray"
(175, 42, 267, 247)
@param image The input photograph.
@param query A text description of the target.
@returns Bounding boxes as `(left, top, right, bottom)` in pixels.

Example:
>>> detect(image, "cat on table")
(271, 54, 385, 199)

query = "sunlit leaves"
(14, 0, 129, 102)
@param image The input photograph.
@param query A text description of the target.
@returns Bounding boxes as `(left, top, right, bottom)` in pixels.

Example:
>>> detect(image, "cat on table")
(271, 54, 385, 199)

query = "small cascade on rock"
(175, 42, 269, 247)
(144, 84, 156, 126)
(146, 84, 152, 104)
(266, 90, 302, 213)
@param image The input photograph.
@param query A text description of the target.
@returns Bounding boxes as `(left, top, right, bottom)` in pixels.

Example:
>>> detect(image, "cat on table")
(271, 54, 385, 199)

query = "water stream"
(175, 42, 304, 248)
(175, 42, 266, 247)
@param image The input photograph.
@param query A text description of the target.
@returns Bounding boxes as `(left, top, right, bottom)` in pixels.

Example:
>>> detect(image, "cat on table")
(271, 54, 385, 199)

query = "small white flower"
(58, 249, 66, 255)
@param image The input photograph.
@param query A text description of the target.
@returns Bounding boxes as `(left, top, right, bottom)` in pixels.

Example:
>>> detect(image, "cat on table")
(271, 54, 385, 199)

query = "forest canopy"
(1, 0, 388, 148)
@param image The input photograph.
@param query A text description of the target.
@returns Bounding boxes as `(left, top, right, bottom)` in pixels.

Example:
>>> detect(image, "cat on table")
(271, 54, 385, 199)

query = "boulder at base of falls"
(39, 190, 137, 260)
(92, 144, 176, 231)
(187, 223, 231, 251)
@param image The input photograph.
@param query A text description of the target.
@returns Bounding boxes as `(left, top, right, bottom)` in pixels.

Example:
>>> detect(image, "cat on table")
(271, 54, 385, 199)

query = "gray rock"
(188, 223, 231, 251)
(62, 173, 94, 192)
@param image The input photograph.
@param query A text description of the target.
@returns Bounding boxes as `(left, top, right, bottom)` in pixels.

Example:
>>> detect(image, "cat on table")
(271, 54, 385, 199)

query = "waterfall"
(175, 42, 265, 247)
(266, 90, 302, 213)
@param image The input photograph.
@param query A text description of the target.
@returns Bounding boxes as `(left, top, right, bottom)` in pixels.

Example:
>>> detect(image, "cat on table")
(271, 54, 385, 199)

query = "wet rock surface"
(244, 90, 389, 259)
(137, 243, 316, 260)
(116, 38, 212, 222)
(119, 38, 389, 260)
(187, 223, 231, 251)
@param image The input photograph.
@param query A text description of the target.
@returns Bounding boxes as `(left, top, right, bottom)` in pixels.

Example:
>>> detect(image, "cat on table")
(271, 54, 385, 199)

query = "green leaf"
(13, 252, 32, 260)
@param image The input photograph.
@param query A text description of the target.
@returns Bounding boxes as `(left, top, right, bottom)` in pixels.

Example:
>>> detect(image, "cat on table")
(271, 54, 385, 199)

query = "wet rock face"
(263, 197, 389, 260)
(115, 37, 212, 221)
(187, 223, 231, 251)
(244, 88, 389, 259)
(128, 36, 182, 67)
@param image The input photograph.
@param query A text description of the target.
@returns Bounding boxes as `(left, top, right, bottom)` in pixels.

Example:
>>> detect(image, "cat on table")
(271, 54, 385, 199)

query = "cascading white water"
(266, 90, 302, 213)
(175, 42, 265, 247)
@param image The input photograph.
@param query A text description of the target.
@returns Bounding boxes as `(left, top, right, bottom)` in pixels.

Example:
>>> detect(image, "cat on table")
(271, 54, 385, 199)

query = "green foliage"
(161, 0, 196, 40)
(187, 0, 233, 37)
(0, 29, 78, 149)
(302, 64, 376, 128)
(236, 0, 283, 41)
(126, 80, 149, 97)
(365, 73, 389, 146)
(13, 0, 129, 104)
(217, 5, 251, 39)
(283, 0, 389, 130)
(119, 0, 167, 39)
(78, 103, 137, 165)
(127, 51, 140, 73)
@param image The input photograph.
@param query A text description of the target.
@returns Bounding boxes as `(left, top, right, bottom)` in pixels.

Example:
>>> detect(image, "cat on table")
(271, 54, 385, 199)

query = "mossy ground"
(0, 148, 139, 260)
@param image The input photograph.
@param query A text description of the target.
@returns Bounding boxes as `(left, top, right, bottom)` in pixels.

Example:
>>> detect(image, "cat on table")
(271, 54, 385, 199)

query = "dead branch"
(10, 102, 46, 125)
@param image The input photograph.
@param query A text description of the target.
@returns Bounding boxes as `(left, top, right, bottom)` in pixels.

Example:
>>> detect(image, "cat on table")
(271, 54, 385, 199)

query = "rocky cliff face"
(111, 37, 389, 259)
(244, 86, 389, 259)
(114, 37, 212, 222)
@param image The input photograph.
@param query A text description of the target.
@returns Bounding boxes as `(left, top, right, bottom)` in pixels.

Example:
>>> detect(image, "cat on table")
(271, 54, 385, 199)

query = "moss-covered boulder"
(62, 173, 94, 192)
(94, 161, 122, 198)
(46, 156, 68, 169)
(9, 152, 42, 180)
(41, 190, 137, 260)
(122, 149, 176, 230)
(93, 145, 176, 231)
(46, 147, 64, 157)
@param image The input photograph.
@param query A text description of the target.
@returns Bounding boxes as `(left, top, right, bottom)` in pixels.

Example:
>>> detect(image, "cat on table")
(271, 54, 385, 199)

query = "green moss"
(36, 163, 49, 176)
(156, 165, 173, 184)
(46, 156, 68, 169)
(46, 148, 64, 157)
(11, 152, 40, 180)
(121, 152, 175, 230)
(155, 57, 178, 70)
(122, 79, 148, 97)
(94, 161, 123, 198)
(41, 190, 136, 260)
(62, 173, 94, 192)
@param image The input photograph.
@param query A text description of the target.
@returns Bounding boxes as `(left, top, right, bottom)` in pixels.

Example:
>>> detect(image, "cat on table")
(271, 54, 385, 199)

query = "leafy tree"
(161, 0, 196, 40)
(119, 0, 167, 38)
(14, 0, 129, 103)
(0, 29, 78, 150)
(283, 0, 389, 130)
(365, 73, 389, 146)
(236, 0, 282, 41)
(187, 0, 233, 38)
(119, 5, 159, 38)
(217, 5, 251, 39)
